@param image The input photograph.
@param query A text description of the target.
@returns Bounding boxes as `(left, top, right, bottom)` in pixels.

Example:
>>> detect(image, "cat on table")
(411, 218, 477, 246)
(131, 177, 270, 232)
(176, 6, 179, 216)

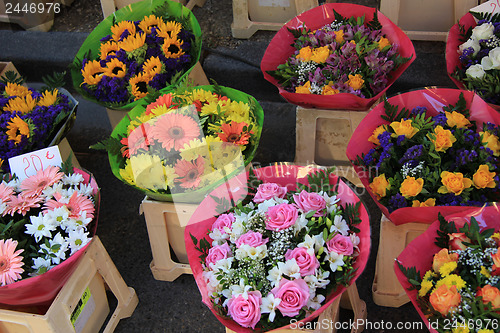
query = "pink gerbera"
(145, 93, 177, 115)
(120, 123, 153, 158)
(0, 239, 24, 286)
(3, 195, 43, 216)
(44, 191, 95, 220)
(20, 165, 63, 198)
(174, 156, 205, 189)
(150, 113, 201, 151)
(0, 182, 14, 203)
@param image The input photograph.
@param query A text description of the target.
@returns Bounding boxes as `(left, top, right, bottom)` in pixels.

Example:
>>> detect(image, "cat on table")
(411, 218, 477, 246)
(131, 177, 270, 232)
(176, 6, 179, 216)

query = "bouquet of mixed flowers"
(0, 73, 77, 174)
(0, 163, 99, 307)
(396, 207, 500, 333)
(261, 3, 415, 110)
(93, 82, 264, 202)
(71, 0, 201, 110)
(446, 8, 500, 107)
(186, 165, 370, 332)
(347, 88, 500, 225)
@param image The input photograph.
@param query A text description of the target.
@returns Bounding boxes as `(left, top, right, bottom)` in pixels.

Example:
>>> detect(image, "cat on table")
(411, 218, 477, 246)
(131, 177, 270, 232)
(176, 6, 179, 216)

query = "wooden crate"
(0, 62, 21, 79)
(226, 282, 366, 333)
(231, 0, 318, 39)
(380, 0, 479, 41)
(0, 0, 54, 31)
(139, 197, 195, 282)
(372, 216, 429, 307)
(0, 236, 138, 333)
(294, 106, 370, 187)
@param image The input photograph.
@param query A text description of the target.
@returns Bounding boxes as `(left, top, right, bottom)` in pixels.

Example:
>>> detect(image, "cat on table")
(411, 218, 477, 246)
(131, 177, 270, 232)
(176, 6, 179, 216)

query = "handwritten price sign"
(8, 146, 63, 181)
(471, 0, 500, 16)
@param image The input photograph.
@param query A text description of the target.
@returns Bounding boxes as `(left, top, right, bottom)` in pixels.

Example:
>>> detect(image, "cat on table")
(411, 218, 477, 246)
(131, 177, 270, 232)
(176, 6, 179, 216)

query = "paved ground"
(0, 0, 459, 332)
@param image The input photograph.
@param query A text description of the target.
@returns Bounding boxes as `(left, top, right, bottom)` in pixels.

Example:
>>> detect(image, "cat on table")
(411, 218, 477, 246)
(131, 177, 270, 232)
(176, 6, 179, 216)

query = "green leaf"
(0, 70, 25, 85)
(190, 233, 198, 246)
(40, 71, 67, 90)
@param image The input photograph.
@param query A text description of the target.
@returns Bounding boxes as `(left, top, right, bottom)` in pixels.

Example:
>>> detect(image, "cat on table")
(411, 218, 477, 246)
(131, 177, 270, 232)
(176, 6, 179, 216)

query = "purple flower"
(388, 193, 407, 212)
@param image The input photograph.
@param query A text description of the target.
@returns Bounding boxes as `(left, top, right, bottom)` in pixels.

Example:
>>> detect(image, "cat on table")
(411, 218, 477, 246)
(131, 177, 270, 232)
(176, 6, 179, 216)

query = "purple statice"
(398, 144, 423, 164)
(363, 148, 376, 166)
(436, 193, 463, 206)
(432, 113, 448, 127)
(388, 193, 407, 212)
(454, 148, 478, 166)
(411, 106, 427, 116)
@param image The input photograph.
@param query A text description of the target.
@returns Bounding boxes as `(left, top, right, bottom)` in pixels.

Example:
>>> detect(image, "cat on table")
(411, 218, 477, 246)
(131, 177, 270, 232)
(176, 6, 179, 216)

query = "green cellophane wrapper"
(106, 85, 264, 203)
(70, 0, 202, 110)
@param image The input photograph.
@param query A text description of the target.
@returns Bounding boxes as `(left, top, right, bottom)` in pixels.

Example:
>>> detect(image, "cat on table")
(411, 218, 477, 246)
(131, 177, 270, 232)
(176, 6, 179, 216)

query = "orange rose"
(368, 125, 388, 145)
(480, 131, 500, 156)
(310, 46, 330, 63)
(432, 248, 459, 273)
(412, 198, 436, 207)
(477, 285, 500, 311)
(322, 85, 339, 96)
(369, 174, 390, 200)
(295, 81, 311, 94)
(428, 126, 456, 152)
(377, 36, 391, 51)
(334, 30, 344, 43)
(445, 111, 471, 128)
(345, 74, 364, 90)
(429, 284, 461, 316)
(473, 164, 496, 189)
(438, 171, 473, 195)
(399, 176, 424, 198)
(448, 233, 470, 251)
(491, 250, 500, 276)
(296, 46, 313, 61)
(390, 119, 418, 139)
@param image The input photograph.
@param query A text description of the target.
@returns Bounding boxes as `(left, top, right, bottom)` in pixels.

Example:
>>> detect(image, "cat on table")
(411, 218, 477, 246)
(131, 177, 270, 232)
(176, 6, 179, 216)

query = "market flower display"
(71, 0, 201, 110)
(396, 208, 500, 333)
(186, 165, 370, 332)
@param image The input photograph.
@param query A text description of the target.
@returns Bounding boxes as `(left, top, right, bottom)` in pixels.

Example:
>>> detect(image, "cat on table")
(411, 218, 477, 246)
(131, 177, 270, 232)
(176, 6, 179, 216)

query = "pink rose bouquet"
(187, 165, 370, 332)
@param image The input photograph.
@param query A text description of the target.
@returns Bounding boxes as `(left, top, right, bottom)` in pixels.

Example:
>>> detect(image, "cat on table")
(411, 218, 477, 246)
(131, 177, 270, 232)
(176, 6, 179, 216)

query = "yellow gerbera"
(4, 82, 30, 97)
(99, 41, 120, 60)
(111, 20, 136, 42)
(158, 20, 182, 39)
(119, 32, 146, 52)
(6, 115, 30, 144)
(37, 89, 59, 107)
(162, 37, 185, 59)
(4, 95, 37, 114)
(138, 15, 163, 34)
(104, 58, 127, 78)
(142, 56, 163, 77)
(81, 60, 105, 86)
(129, 73, 151, 100)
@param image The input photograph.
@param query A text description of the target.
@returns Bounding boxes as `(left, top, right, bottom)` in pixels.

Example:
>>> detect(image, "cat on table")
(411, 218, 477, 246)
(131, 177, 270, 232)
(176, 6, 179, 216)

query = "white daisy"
(30, 256, 53, 276)
(62, 173, 85, 186)
(25, 214, 56, 242)
(66, 228, 91, 255)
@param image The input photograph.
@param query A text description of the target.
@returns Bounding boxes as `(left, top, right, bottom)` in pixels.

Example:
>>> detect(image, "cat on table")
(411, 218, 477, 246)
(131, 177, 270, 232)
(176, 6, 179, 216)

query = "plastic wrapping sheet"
(394, 205, 500, 333)
(260, 3, 416, 110)
(346, 87, 500, 225)
(184, 164, 371, 332)
(107, 85, 264, 203)
(0, 168, 100, 308)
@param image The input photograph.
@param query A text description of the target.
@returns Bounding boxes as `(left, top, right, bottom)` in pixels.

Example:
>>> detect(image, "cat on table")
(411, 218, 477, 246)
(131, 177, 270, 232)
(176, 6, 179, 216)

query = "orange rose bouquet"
(395, 207, 500, 332)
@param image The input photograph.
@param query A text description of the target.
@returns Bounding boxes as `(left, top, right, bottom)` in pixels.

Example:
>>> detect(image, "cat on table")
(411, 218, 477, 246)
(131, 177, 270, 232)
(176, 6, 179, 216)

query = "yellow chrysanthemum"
(418, 280, 433, 297)
(4, 95, 36, 114)
(6, 115, 30, 144)
(142, 56, 163, 77)
(81, 60, 105, 86)
(138, 15, 163, 34)
(435, 274, 466, 290)
(190, 89, 218, 104)
(212, 143, 243, 170)
(439, 261, 457, 276)
(119, 32, 146, 52)
(200, 100, 225, 117)
(119, 160, 136, 185)
(129, 73, 152, 100)
(127, 154, 171, 190)
(481, 266, 491, 278)
(162, 37, 185, 59)
(477, 329, 495, 333)
(99, 41, 120, 60)
(127, 113, 156, 132)
(180, 138, 210, 161)
(158, 20, 182, 39)
(423, 270, 437, 281)
(4, 82, 30, 97)
(452, 324, 469, 333)
(104, 58, 127, 78)
(111, 20, 137, 42)
(37, 89, 58, 107)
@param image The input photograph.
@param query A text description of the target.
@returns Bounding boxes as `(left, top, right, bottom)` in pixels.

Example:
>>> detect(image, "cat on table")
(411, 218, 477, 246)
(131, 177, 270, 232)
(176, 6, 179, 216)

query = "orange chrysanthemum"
(162, 37, 184, 59)
(104, 58, 127, 78)
(81, 60, 105, 86)
(111, 20, 136, 42)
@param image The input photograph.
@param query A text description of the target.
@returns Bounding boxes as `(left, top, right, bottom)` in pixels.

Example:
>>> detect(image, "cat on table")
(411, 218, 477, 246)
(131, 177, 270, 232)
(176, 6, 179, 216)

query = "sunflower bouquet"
(93, 83, 264, 202)
(0, 73, 77, 174)
(71, 0, 201, 110)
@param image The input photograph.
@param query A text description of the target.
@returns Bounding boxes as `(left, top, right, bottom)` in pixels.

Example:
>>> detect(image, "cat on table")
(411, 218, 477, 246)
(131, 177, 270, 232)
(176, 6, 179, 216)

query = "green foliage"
(396, 261, 421, 291)
(366, 9, 382, 31)
(435, 213, 457, 249)
(60, 153, 75, 175)
(380, 98, 411, 123)
(471, 10, 500, 24)
(189, 233, 211, 263)
(0, 70, 25, 85)
(89, 136, 124, 157)
(40, 71, 67, 91)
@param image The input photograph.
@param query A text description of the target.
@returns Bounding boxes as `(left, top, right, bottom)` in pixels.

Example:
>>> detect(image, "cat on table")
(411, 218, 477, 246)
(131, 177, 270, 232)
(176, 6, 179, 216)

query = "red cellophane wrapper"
(260, 3, 416, 110)
(0, 169, 100, 310)
(346, 88, 500, 225)
(185, 164, 371, 332)
(394, 205, 500, 333)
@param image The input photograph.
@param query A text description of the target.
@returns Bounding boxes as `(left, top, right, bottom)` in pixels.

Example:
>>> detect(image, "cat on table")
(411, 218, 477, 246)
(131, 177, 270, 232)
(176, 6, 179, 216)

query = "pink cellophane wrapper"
(0, 168, 100, 309)
(394, 205, 500, 333)
(346, 88, 500, 225)
(185, 164, 371, 332)
(260, 3, 416, 110)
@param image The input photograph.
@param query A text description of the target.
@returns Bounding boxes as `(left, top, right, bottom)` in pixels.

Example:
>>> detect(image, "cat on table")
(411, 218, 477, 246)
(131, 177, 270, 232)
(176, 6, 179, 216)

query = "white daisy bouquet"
(186, 165, 370, 332)
(0, 164, 99, 307)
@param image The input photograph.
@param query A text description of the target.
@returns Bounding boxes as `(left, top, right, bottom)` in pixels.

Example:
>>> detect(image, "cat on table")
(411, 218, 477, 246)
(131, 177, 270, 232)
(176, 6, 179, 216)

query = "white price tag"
(8, 146, 63, 181)
(258, 0, 290, 7)
(470, 0, 500, 16)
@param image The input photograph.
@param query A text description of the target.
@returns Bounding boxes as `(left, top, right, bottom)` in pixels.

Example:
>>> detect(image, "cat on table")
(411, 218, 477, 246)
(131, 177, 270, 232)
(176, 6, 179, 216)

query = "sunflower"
(37, 89, 58, 107)
(118, 32, 146, 52)
(158, 20, 182, 39)
(129, 73, 152, 100)
(104, 58, 127, 78)
(6, 115, 30, 144)
(138, 15, 163, 34)
(162, 37, 184, 59)
(81, 60, 105, 86)
(4, 83, 31, 98)
(4, 95, 37, 114)
(142, 56, 163, 77)
(99, 41, 120, 60)
(111, 20, 136, 42)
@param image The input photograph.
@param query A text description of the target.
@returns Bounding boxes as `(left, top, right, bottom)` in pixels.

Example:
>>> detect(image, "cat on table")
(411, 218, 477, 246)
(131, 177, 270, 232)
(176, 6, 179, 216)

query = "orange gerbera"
(145, 93, 177, 115)
(218, 121, 253, 146)
(174, 156, 205, 189)
(129, 73, 152, 100)
(119, 32, 146, 52)
(150, 112, 201, 151)
(81, 60, 105, 86)
(37, 89, 58, 107)
(158, 20, 182, 39)
(99, 41, 120, 60)
(4, 95, 36, 114)
(6, 115, 30, 144)
(142, 56, 163, 77)
(162, 37, 184, 59)
(104, 58, 127, 78)
(111, 20, 136, 42)
(4, 83, 30, 98)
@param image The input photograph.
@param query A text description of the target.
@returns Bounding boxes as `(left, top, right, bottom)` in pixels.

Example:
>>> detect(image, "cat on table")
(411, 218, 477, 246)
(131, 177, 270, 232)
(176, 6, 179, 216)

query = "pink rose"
(227, 290, 262, 329)
(265, 203, 298, 231)
(285, 247, 320, 276)
(236, 231, 268, 248)
(293, 190, 326, 217)
(212, 213, 235, 233)
(271, 278, 310, 317)
(253, 183, 287, 203)
(326, 234, 354, 256)
(205, 243, 232, 267)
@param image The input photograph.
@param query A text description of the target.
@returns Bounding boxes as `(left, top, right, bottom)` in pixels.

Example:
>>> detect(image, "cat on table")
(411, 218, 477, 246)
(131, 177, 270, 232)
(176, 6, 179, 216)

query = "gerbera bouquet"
(446, 8, 500, 106)
(93, 82, 263, 202)
(0, 163, 99, 307)
(396, 208, 500, 333)
(261, 3, 415, 110)
(186, 165, 370, 332)
(71, 0, 201, 110)
(347, 88, 500, 225)
(0, 73, 77, 174)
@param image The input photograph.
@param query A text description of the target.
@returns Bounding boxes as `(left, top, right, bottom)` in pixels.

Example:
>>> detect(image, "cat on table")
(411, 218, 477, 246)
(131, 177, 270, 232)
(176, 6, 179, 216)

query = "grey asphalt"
(0, 26, 456, 332)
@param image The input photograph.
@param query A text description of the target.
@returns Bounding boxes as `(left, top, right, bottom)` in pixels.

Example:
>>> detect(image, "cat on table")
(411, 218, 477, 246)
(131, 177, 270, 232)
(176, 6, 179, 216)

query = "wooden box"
(0, 62, 20, 79)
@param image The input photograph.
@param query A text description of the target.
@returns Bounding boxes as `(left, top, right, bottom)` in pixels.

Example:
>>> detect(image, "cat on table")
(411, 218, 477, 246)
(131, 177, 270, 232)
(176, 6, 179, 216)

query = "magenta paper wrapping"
(346, 88, 500, 225)
(184, 164, 371, 332)
(260, 3, 416, 110)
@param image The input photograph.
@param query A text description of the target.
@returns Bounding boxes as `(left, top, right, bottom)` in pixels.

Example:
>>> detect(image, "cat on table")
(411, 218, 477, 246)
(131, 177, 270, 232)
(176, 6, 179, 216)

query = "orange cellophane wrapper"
(185, 164, 371, 332)
(394, 205, 500, 333)
(260, 3, 416, 111)
(0, 169, 100, 309)
(346, 88, 500, 225)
